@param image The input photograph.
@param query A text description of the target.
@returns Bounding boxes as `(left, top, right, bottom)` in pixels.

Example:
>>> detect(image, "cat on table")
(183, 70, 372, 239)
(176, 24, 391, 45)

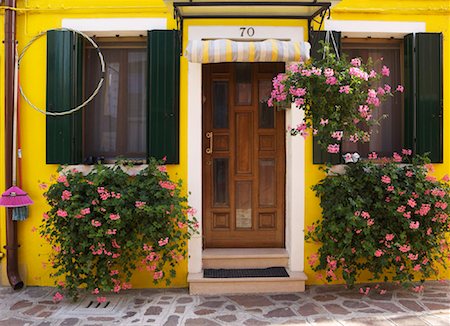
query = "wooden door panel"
(203, 62, 285, 248)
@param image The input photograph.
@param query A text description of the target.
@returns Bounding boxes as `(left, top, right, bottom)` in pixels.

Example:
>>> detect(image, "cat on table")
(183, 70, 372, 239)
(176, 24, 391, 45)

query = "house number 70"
(240, 27, 255, 37)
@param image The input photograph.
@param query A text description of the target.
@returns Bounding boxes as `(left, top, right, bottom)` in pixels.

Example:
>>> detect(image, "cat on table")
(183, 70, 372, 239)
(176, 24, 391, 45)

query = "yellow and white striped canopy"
(186, 39, 310, 63)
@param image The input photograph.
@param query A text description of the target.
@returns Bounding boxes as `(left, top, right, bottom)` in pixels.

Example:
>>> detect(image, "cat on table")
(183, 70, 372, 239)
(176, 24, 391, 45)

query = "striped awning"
(186, 39, 310, 63)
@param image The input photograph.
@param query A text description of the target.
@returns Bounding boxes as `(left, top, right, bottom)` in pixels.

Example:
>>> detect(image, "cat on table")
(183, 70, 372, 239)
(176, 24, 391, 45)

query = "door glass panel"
(213, 158, 229, 207)
(213, 81, 229, 129)
(259, 80, 274, 129)
(259, 159, 276, 207)
(235, 63, 252, 105)
(236, 181, 252, 229)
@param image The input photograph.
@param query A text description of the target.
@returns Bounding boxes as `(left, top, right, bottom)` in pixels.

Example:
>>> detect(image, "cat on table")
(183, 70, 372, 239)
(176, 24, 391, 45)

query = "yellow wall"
(0, 0, 449, 288)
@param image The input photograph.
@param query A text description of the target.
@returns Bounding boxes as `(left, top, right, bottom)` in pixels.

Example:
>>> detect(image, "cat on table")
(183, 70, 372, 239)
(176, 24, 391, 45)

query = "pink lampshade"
(0, 186, 33, 207)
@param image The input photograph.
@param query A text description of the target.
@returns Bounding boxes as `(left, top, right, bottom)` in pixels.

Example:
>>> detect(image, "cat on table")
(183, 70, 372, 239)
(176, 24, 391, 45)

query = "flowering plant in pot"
(306, 152, 450, 293)
(268, 43, 404, 154)
(40, 158, 198, 302)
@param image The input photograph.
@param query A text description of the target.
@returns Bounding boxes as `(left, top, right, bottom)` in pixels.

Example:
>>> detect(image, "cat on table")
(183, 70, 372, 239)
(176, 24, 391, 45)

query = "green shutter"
(46, 30, 83, 164)
(148, 30, 181, 164)
(310, 31, 342, 165)
(403, 33, 415, 153)
(415, 33, 443, 163)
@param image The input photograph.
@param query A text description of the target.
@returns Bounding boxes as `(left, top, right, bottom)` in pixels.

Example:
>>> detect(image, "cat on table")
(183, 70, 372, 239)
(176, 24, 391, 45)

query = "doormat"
(204, 267, 289, 278)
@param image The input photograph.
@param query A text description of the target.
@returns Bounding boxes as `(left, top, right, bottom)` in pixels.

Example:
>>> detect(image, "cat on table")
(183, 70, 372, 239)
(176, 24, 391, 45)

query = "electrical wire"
(18, 27, 105, 116)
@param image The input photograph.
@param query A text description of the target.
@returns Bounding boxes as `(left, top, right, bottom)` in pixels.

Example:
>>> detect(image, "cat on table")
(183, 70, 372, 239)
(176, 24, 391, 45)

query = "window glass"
(84, 40, 147, 161)
(341, 39, 403, 157)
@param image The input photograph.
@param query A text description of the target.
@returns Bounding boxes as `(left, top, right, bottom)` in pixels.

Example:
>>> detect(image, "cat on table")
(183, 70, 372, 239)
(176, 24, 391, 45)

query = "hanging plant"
(268, 43, 404, 153)
(39, 158, 198, 301)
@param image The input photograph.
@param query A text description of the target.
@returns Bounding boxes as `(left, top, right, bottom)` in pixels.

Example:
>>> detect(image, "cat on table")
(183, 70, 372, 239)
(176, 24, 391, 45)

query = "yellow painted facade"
(0, 0, 449, 288)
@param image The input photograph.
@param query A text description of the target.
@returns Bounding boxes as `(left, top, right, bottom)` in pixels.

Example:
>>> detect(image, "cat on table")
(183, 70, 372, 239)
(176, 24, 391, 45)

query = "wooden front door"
(202, 63, 286, 248)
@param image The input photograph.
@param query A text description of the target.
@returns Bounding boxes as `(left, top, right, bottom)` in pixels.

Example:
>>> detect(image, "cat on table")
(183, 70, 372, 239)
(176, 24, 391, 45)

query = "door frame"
(187, 25, 306, 273)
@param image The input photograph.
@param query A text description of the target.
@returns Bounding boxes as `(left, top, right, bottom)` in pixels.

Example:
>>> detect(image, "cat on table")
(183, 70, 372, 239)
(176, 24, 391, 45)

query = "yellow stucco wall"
(0, 0, 448, 288)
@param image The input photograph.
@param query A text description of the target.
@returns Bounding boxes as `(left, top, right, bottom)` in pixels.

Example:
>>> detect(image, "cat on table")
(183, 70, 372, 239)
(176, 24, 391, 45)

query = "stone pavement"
(0, 281, 449, 326)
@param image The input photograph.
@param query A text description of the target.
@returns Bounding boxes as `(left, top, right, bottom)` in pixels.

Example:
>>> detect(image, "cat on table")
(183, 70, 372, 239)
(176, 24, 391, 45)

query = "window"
(84, 39, 147, 162)
(46, 30, 181, 165)
(341, 39, 403, 158)
(310, 31, 443, 164)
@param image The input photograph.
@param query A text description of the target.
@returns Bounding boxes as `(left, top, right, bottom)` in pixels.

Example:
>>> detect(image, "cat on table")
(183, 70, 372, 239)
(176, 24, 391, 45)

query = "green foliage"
(306, 154, 450, 292)
(40, 158, 198, 301)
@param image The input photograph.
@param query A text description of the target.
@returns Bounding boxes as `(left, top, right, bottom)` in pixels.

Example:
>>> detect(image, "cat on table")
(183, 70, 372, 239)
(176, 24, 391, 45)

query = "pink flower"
(57, 209, 68, 217)
(380, 289, 387, 295)
(57, 175, 67, 184)
(159, 181, 176, 190)
(367, 89, 377, 98)
(80, 208, 91, 215)
(409, 221, 420, 229)
(158, 237, 169, 246)
(327, 144, 340, 154)
(407, 198, 417, 208)
(369, 70, 377, 78)
(39, 183, 48, 190)
(324, 68, 334, 77)
(320, 118, 329, 126)
(385, 234, 395, 241)
(442, 174, 450, 182)
(402, 148, 412, 156)
(393, 152, 402, 162)
(399, 244, 411, 253)
(157, 165, 167, 173)
(351, 58, 361, 67)
(403, 211, 411, 219)
(412, 285, 424, 293)
(396, 85, 404, 92)
(61, 190, 72, 201)
(367, 219, 375, 226)
(368, 152, 378, 160)
(381, 175, 391, 184)
(325, 76, 337, 85)
(43, 213, 49, 220)
(406, 170, 413, 177)
(413, 264, 421, 271)
(110, 270, 119, 276)
(374, 249, 383, 257)
(109, 214, 120, 221)
(427, 227, 432, 235)
(408, 253, 418, 260)
(91, 220, 102, 227)
(107, 229, 117, 235)
(361, 211, 370, 219)
(97, 296, 106, 303)
(339, 85, 350, 94)
(308, 253, 318, 266)
(53, 292, 64, 303)
(111, 239, 121, 249)
(425, 163, 435, 172)
(153, 271, 163, 280)
(381, 65, 390, 76)
(331, 131, 343, 141)
(92, 288, 99, 294)
(387, 186, 394, 192)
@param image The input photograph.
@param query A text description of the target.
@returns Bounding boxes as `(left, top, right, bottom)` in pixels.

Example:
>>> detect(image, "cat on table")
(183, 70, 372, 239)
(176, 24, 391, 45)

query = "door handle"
(206, 132, 213, 154)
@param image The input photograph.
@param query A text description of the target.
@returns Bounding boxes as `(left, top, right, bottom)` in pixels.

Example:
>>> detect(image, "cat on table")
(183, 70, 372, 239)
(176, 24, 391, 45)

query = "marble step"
(202, 248, 289, 269)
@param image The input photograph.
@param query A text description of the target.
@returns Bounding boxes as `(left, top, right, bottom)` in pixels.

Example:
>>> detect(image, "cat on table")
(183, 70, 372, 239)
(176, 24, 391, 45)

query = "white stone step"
(188, 270, 307, 295)
(202, 248, 289, 269)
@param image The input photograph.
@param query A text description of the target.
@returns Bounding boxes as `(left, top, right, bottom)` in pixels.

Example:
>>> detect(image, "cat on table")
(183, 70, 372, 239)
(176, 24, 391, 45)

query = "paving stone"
(144, 306, 163, 315)
(396, 292, 418, 299)
(194, 309, 215, 315)
(342, 300, 369, 309)
(122, 311, 137, 319)
(216, 315, 238, 323)
(177, 297, 193, 304)
(309, 317, 342, 325)
(37, 311, 53, 318)
(134, 298, 145, 304)
(298, 302, 323, 316)
(59, 318, 79, 326)
(147, 319, 156, 322)
(163, 315, 179, 326)
(358, 308, 385, 313)
(199, 300, 225, 308)
(398, 300, 426, 312)
(175, 305, 186, 313)
(225, 304, 236, 311)
(227, 295, 273, 308)
(269, 294, 301, 301)
(323, 303, 351, 315)
(185, 318, 220, 326)
(419, 315, 450, 326)
(36, 322, 52, 326)
(282, 319, 307, 325)
(388, 316, 429, 326)
(313, 294, 338, 302)
(157, 301, 171, 305)
(10, 300, 33, 311)
(371, 301, 404, 313)
(315, 285, 346, 293)
(38, 300, 56, 305)
(368, 292, 393, 300)
(243, 318, 271, 325)
(0, 318, 30, 326)
(337, 292, 365, 299)
(422, 302, 450, 310)
(161, 296, 173, 300)
(264, 307, 296, 318)
(87, 317, 115, 321)
(24, 287, 49, 298)
(24, 304, 46, 316)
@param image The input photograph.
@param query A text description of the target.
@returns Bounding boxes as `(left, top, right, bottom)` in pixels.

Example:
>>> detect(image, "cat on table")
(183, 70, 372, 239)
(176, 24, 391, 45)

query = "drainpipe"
(4, 0, 24, 290)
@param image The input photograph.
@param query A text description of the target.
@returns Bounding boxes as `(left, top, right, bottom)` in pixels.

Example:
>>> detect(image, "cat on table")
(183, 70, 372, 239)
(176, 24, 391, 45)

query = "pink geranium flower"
(109, 214, 120, 221)
(61, 190, 72, 201)
(381, 175, 391, 184)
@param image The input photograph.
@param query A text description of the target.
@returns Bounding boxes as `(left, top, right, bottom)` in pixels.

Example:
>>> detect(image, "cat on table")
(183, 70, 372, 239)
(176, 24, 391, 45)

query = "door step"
(188, 269, 307, 295)
(202, 248, 289, 269)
